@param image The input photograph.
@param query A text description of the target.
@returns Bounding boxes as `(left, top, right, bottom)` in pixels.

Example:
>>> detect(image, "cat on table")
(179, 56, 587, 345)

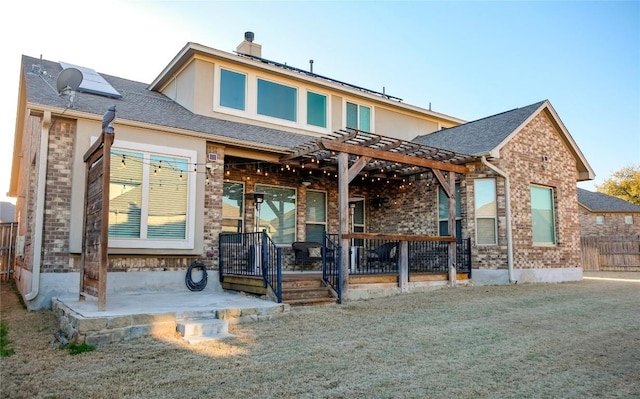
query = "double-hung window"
(474, 179, 497, 245)
(255, 185, 296, 245)
(530, 185, 556, 245)
(305, 191, 327, 242)
(257, 78, 297, 122)
(222, 181, 244, 233)
(219, 69, 246, 111)
(438, 183, 462, 239)
(346, 101, 371, 132)
(108, 142, 196, 249)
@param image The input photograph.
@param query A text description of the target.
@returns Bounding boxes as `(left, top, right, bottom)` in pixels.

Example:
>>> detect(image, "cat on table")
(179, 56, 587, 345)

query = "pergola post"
(337, 152, 350, 297)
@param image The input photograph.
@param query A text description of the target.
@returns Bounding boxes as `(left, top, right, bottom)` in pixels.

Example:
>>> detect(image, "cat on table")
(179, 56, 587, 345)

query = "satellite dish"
(56, 67, 83, 94)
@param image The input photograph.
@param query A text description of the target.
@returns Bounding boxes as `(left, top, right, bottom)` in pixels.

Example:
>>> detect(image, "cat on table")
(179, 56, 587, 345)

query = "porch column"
(337, 152, 350, 297)
(448, 171, 457, 286)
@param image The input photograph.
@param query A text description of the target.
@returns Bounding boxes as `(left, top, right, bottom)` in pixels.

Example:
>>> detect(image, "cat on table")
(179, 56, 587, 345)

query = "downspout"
(480, 156, 515, 283)
(25, 111, 51, 301)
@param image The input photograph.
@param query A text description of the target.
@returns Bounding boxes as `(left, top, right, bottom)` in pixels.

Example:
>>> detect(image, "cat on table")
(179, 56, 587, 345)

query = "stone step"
(176, 318, 233, 343)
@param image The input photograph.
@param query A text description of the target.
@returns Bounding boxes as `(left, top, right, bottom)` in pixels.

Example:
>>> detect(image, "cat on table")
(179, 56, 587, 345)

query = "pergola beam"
(318, 138, 469, 174)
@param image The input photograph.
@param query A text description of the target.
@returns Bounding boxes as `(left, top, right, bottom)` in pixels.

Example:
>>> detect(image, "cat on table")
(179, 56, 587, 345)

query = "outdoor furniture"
(366, 242, 399, 271)
(292, 241, 323, 271)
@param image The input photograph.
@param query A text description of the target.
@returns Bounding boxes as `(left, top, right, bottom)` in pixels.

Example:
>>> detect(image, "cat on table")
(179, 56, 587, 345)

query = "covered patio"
(220, 128, 476, 303)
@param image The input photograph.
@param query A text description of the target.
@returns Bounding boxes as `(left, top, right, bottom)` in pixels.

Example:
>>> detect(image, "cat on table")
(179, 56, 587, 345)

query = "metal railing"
(322, 233, 342, 304)
(349, 238, 400, 275)
(219, 231, 282, 302)
(344, 234, 472, 276)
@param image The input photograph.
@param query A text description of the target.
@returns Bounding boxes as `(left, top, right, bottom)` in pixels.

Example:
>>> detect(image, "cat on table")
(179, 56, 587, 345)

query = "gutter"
(25, 111, 51, 301)
(480, 156, 515, 284)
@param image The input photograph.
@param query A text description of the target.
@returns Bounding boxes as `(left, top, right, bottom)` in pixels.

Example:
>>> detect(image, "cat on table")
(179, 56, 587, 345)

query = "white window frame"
(256, 77, 298, 123)
(474, 178, 497, 245)
(530, 184, 557, 246)
(595, 215, 605, 225)
(214, 66, 248, 119)
(624, 215, 633, 224)
(306, 90, 328, 129)
(343, 100, 374, 132)
(217, 67, 247, 113)
(108, 138, 197, 249)
(212, 64, 330, 134)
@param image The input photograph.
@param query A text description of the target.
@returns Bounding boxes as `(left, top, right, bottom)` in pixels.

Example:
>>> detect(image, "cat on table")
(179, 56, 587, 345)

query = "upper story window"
(438, 183, 462, 239)
(108, 142, 196, 249)
(307, 91, 327, 128)
(346, 101, 371, 132)
(595, 215, 605, 225)
(475, 179, 497, 245)
(624, 215, 633, 224)
(531, 185, 556, 245)
(257, 78, 297, 122)
(220, 69, 246, 111)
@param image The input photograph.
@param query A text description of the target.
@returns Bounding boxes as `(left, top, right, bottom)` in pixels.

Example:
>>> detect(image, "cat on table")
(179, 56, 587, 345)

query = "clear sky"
(1, 0, 638, 204)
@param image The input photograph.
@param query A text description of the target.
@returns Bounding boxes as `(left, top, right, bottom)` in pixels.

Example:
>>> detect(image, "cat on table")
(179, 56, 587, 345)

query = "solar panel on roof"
(59, 61, 122, 99)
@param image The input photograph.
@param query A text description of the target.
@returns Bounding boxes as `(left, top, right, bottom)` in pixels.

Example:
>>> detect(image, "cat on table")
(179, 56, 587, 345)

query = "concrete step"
(177, 318, 233, 343)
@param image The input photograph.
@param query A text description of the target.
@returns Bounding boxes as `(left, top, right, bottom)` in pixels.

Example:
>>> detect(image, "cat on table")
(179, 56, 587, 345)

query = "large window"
(255, 185, 296, 245)
(307, 91, 327, 128)
(220, 69, 246, 111)
(530, 185, 556, 245)
(438, 183, 462, 239)
(475, 179, 497, 245)
(108, 143, 196, 249)
(257, 79, 297, 121)
(346, 102, 371, 132)
(305, 191, 326, 243)
(222, 182, 244, 233)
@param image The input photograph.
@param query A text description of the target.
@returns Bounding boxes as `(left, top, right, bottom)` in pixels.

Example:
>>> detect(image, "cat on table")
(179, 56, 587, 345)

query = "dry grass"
(1, 275, 639, 399)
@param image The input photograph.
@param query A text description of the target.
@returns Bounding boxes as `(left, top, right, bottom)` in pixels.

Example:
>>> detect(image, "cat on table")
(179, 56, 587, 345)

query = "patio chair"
(366, 242, 398, 271)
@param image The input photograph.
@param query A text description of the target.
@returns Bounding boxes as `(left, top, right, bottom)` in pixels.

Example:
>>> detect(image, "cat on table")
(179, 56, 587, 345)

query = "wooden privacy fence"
(581, 235, 640, 272)
(0, 222, 18, 281)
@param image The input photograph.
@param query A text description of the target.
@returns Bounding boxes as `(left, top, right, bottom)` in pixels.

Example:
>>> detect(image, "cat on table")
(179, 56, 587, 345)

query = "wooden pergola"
(280, 129, 476, 295)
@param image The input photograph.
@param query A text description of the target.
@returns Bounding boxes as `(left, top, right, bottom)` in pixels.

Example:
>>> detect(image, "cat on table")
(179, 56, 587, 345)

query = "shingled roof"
(20, 55, 311, 151)
(577, 188, 640, 212)
(412, 101, 545, 155)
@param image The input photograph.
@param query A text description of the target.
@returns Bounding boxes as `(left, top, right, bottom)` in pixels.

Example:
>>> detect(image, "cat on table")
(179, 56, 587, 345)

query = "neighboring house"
(577, 188, 640, 236)
(0, 202, 15, 223)
(10, 33, 594, 310)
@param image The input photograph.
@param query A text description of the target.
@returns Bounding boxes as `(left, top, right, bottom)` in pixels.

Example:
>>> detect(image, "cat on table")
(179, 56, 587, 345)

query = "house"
(577, 188, 640, 236)
(9, 33, 595, 310)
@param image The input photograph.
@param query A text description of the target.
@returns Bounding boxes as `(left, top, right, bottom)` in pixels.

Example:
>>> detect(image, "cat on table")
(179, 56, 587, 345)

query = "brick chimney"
(236, 31, 262, 58)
